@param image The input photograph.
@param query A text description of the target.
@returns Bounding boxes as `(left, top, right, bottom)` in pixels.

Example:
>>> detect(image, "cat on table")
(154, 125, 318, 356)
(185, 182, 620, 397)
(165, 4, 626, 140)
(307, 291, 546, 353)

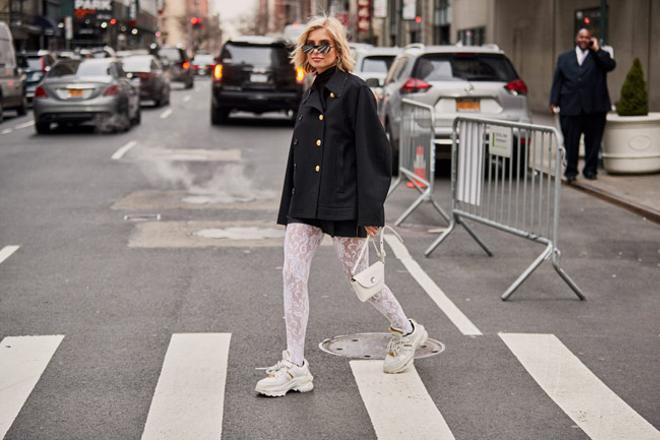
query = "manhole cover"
(193, 227, 284, 240)
(124, 214, 161, 222)
(319, 332, 445, 360)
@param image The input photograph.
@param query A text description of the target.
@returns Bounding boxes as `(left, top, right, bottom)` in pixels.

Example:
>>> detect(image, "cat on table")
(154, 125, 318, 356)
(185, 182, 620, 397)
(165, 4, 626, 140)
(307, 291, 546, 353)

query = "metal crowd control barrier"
(387, 99, 450, 226)
(425, 115, 585, 301)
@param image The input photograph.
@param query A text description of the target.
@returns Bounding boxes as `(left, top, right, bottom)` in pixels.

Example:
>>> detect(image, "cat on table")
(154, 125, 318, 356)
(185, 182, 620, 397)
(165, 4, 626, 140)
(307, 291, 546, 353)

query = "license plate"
(68, 89, 83, 97)
(250, 73, 268, 83)
(456, 98, 480, 112)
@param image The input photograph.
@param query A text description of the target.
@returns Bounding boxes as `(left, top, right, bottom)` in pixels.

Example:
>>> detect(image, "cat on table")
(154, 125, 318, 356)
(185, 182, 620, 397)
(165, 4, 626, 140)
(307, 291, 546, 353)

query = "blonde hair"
(291, 15, 355, 74)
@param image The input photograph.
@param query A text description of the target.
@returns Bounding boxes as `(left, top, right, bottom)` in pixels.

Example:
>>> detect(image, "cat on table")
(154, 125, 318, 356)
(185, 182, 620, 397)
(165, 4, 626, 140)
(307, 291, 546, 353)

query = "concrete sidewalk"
(532, 112, 660, 223)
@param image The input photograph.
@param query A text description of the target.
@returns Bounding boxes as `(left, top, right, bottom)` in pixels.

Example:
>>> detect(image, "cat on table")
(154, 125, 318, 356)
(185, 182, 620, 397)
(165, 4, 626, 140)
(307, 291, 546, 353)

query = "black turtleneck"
(312, 65, 336, 110)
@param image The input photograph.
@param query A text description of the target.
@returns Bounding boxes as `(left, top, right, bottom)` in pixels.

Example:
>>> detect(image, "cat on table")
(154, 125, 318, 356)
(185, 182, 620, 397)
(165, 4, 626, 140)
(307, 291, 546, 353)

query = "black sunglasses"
(302, 42, 333, 55)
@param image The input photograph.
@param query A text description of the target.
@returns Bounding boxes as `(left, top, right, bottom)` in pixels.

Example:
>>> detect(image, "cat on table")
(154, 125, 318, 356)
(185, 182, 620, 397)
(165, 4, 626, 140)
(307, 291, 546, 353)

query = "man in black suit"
(549, 28, 616, 182)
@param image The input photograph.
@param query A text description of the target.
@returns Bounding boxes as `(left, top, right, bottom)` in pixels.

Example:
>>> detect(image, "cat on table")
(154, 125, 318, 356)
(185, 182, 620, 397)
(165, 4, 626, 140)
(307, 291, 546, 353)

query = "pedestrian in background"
(549, 28, 616, 182)
(255, 15, 428, 397)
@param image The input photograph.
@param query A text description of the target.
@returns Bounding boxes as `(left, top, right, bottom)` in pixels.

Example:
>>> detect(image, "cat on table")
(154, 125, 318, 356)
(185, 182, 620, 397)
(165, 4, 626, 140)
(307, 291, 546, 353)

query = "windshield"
(361, 55, 395, 74)
(220, 44, 289, 67)
(48, 60, 112, 77)
(122, 56, 152, 71)
(413, 53, 518, 82)
(193, 54, 214, 65)
(159, 48, 184, 62)
(18, 57, 42, 70)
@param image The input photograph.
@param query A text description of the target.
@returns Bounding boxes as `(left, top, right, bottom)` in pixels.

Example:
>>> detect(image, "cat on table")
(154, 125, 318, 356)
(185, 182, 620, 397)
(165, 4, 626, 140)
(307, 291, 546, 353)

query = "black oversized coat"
(549, 48, 616, 116)
(276, 67, 392, 227)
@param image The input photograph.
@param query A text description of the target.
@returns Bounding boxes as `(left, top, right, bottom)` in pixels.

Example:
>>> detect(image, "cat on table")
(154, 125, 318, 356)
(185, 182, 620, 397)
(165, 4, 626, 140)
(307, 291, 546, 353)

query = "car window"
(193, 54, 213, 65)
(19, 57, 42, 70)
(220, 44, 289, 67)
(413, 53, 518, 82)
(122, 56, 151, 71)
(159, 48, 184, 62)
(361, 55, 395, 74)
(385, 57, 405, 84)
(48, 60, 112, 77)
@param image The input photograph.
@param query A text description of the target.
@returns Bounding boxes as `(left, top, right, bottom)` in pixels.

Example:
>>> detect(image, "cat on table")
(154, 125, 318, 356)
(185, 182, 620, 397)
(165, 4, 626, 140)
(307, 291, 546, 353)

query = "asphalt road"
(1, 78, 659, 440)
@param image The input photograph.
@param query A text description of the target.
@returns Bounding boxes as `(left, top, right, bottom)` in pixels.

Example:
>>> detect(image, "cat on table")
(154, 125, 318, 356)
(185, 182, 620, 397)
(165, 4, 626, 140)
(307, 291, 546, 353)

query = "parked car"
(192, 53, 214, 76)
(17, 50, 57, 103)
(379, 44, 531, 171)
(158, 46, 194, 89)
(33, 58, 141, 134)
(121, 54, 170, 106)
(353, 46, 402, 105)
(211, 36, 304, 124)
(0, 21, 28, 121)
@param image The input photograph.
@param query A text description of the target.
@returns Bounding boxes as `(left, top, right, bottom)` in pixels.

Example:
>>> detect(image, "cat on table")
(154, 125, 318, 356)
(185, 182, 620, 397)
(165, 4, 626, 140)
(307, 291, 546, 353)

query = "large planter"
(603, 112, 660, 174)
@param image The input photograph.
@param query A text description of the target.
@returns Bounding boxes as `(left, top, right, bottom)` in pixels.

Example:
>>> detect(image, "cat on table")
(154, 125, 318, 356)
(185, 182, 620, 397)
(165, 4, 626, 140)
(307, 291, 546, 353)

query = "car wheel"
(16, 96, 28, 116)
(35, 121, 50, 134)
(211, 105, 229, 125)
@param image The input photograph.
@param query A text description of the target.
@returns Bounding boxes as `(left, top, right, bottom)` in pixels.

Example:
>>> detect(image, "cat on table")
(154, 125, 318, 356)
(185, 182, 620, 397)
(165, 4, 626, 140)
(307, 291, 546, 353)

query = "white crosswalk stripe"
(350, 360, 456, 440)
(0, 335, 65, 438)
(501, 333, 660, 440)
(140, 333, 231, 440)
(0, 245, 20, 265)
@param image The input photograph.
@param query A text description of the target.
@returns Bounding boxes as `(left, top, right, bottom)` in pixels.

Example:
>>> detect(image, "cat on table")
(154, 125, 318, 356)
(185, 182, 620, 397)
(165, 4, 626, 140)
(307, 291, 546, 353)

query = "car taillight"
(35, 85, 48, 98)
(504, 79, 528, 95)
(400, 78, 432, 94)
(295, 66, 305, 84)
(182, 60, 190, 70)
(103, 84, 119, 96)
(213, 64, 223, 81)
(137, 72, 154, 79)
(192, 64, 199, 70)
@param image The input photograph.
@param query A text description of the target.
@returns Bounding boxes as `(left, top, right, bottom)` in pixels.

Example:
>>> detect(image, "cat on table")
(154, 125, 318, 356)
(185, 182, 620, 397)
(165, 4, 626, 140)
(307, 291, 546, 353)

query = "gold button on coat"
(329, 92, 335, 98)
(315, 165, 320, 172)
(315, 139, 321, 146)
(319, 114, 324, 120)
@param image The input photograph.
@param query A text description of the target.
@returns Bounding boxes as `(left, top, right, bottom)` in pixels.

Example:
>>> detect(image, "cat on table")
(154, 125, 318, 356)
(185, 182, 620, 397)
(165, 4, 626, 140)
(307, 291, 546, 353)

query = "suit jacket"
(549, 48, 616, 115)
(276, 67, 391, 227)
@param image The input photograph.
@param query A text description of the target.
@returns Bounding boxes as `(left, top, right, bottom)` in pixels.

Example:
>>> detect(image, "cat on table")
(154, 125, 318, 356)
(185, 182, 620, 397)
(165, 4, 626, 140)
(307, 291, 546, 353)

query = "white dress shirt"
(575, 46, 589, 66)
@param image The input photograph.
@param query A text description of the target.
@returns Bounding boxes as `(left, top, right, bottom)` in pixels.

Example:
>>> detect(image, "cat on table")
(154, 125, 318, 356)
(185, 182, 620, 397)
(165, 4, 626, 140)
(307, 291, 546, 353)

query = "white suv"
(379, 44, 531, 170)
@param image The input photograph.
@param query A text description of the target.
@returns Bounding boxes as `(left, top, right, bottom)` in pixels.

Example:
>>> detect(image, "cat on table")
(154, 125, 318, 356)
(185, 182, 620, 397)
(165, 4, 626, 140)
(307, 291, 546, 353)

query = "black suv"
(158, 46, 194, 89)
(211, 36, 304, 124)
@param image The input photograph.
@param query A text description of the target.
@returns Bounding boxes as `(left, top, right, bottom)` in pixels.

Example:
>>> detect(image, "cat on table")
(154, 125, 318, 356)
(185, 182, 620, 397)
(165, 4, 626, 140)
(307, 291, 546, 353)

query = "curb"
(564, 180, 660, 224)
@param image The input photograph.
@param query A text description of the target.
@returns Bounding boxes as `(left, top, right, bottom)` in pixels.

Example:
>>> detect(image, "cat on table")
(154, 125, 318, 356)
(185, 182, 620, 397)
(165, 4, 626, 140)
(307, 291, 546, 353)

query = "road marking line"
(111, 140, 137, 160)
(0, 335, 65, 438)
(140, 333, 231, 440)
(1, 128, 12, 135)
(183, 95, 191, 102)
(350, 360, 456, 440)
(14, 120, 34, 129)
(0, 245, 20, 265)
(159, 108, 173, 119)
(384, 234, 482, 336)
(500, 333, 660, 440)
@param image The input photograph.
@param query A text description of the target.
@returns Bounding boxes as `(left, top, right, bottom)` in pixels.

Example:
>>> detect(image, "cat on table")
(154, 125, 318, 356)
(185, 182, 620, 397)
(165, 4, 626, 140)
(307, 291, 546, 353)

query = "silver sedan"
(33, 58, 141, 134)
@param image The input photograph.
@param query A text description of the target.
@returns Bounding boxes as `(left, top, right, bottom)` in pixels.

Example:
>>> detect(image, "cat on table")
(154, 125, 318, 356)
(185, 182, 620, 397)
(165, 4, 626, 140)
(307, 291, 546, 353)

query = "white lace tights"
(282, 222, 412, 366)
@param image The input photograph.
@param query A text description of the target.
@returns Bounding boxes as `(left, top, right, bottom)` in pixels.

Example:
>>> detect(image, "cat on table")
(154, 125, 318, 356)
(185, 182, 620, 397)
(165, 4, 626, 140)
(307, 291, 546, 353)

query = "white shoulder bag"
(350, 225, 403, 302)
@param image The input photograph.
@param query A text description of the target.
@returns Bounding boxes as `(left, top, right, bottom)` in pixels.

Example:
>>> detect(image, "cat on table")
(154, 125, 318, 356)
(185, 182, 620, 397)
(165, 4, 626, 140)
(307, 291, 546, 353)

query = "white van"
(0, 21, 27, 122)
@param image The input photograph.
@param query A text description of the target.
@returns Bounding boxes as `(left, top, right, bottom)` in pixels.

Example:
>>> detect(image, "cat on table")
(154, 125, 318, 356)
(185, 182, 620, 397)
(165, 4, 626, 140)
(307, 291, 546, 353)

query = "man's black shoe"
(565, 175, 577, 184)
(584, 172, 597, 180)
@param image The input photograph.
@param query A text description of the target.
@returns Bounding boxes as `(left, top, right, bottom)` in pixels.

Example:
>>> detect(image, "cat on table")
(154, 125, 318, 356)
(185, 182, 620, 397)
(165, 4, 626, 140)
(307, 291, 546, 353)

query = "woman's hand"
(364, 226, 380, 236)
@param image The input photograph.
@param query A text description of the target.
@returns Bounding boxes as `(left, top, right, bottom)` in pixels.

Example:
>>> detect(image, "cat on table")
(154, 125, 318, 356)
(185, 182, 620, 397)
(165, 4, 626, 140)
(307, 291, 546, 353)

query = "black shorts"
(286, 215, 367, 238)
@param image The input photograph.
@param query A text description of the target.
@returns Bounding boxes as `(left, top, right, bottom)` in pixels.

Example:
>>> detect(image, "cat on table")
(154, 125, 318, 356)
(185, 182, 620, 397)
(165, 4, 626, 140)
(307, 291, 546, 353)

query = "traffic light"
(191, 17, 202, 29)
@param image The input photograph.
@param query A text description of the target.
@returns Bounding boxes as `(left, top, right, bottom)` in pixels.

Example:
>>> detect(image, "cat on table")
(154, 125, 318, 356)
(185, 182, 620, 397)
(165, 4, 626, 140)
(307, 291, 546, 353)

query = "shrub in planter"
(617, 58, 648, 116)
(603, 58, 660, 173)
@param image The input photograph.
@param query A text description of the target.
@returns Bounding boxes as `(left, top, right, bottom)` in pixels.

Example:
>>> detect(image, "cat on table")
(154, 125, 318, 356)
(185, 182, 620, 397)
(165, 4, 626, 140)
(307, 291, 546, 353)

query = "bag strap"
(350, 225, 404, 275)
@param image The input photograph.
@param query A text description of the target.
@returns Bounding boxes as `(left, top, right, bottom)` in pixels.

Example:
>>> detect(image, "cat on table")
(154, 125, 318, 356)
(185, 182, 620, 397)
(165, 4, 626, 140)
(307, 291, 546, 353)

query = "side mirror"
(365, 77, 381, 88)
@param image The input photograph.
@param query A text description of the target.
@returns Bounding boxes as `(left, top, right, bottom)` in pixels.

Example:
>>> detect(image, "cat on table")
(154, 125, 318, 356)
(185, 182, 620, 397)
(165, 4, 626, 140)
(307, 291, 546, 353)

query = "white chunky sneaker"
(255, 350, 314, 397)
(383, 319, 428, 374)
